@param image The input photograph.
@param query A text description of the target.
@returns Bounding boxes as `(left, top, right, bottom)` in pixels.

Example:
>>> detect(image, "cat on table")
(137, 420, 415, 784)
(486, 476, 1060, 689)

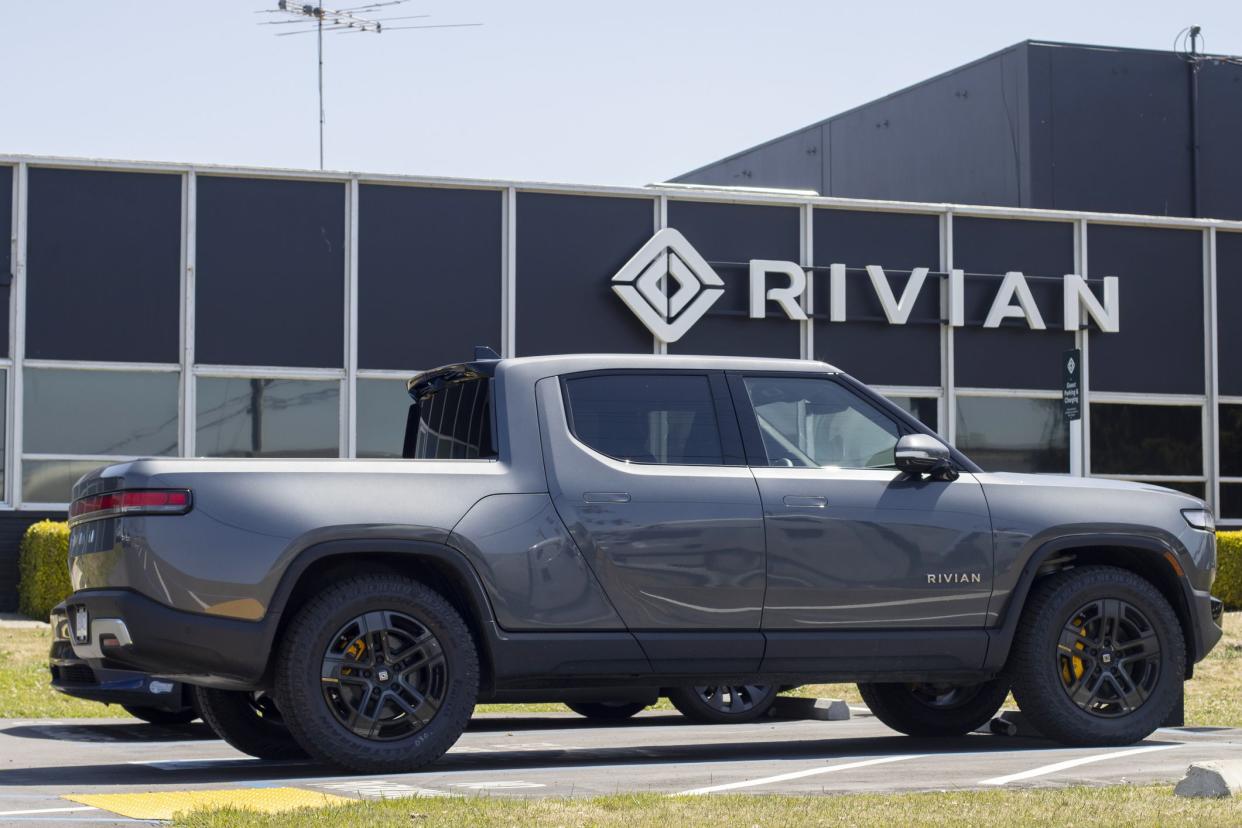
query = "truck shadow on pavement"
(0, 728, 1126, 789)
(1, 721, 216, 743)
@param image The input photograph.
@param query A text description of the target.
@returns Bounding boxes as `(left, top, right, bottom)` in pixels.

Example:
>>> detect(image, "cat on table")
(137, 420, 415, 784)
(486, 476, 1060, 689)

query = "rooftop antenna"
(258, 1, 482, 169)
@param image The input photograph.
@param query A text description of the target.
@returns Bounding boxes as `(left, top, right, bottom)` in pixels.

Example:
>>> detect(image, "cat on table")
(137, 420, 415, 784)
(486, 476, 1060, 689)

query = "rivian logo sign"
(613, 230, 1121, 344)
(611, 228, 725, 344)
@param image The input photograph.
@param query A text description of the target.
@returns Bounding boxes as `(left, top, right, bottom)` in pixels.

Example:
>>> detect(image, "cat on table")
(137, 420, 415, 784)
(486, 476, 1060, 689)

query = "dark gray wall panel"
(1036, 45, 1192, 216)
(1218, 232, 1242, 396)
(953, 217, 1075, 390)
(812, 209, 940, 385)
(676, 126, 824, 193)
(1199, 60, 1242, 221)
(26, 167, 180, 363)
(196, 176, 345, 368)
(666, 200, 801, 358)
(358, 185, 501, 370)
(1087, 224, 1202, 394)
(515, 193, 654, 356)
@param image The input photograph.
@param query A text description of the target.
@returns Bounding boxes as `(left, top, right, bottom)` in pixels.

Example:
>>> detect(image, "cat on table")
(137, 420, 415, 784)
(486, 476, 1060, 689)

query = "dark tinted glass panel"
(357, 378, 411, 459)
(667, 201, 801, 358)
(196, 377, 339, 457)
(516, 193, 654, 356)
(407, 379, 495, 460)
(1151, 481, 1205, 500)
(24, 369, 178, 456)
(196, 176, 345, 368)
(953, 218, 1075, 390)
(1087, 225, 1203, 394)
(0, 166, 9, 356)
(359, 186, 502, 370)
(26, 168, 181, 362)
(1222, 484, 1242, 520)
(1218, 233, 1242, 396)
(955, 396, 1068, 473)
(744, 377, 900, 469)
(1090, 403, 1201, 476)
(23, 459, 109, 504)
(565, 374, 724, 465)
(812, 209, 940, 385)
(887, 395, 939, 434)
(1222, 404, 1242, 478)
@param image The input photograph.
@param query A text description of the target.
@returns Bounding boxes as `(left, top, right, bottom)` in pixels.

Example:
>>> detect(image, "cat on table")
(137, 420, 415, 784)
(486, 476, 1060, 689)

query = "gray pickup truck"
(64, 353, 1223, 772)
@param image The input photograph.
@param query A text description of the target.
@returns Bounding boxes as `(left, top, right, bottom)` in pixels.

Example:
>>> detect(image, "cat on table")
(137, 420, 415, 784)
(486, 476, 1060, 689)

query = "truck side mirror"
(895, 434, 959, 481)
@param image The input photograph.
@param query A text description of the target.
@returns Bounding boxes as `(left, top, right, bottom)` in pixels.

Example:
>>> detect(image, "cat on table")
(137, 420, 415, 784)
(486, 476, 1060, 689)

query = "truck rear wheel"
(857, 679, 1008, 737)
(194, 688, 305, 760)
(1007, 565, 1184, 746)
(274, 574, 479, 773)
(565, 701, 648, 720)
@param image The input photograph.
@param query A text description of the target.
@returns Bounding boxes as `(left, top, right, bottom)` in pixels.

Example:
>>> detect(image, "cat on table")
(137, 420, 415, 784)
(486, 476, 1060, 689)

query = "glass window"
(24, 369, 179, 456)
(1090, 403, 1202, 476)
(22, 459, 108, 504)
(564, 374, 724, 466)
(1222, 484, 1242, 520)
(955, 396, 1068, 473)
(196, 377, 340, 458)
(886, 395, 939, 434)
(1221, 404, 1242, 478)
(407, 378, 496, 460)
(743, 376, 899, 469)
(357, 378, 414, 459)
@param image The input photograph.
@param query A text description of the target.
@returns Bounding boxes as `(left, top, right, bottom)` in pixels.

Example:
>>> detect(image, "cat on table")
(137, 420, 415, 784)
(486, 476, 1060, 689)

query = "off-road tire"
(667, 685, 779, 723)
(193, 688, 306, 760)
(121, 705, 197, 726)
(565, 701, 648, 720)
(858, 678, 1009, 737)
(1007, 565, 1185, 746)
(274, 574, 479, 773)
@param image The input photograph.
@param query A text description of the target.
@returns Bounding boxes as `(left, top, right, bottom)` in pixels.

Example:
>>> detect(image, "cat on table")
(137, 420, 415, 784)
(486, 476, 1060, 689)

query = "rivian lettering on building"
(613, 229, 1120, 344)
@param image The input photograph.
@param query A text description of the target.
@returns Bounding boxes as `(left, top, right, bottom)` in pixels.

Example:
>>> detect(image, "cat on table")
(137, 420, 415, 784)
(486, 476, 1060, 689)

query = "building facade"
(1, 154, 1241, 608)
(675, 41, 1242, 220)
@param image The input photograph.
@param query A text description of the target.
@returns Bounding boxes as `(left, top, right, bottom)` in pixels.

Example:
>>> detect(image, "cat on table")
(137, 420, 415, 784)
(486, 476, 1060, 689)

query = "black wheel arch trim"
(983, 532, 1201, 674)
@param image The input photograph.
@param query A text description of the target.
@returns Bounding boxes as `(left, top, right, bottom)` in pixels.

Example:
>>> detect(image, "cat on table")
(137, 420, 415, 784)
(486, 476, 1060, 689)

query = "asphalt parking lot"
(1, 709, 1239, 824)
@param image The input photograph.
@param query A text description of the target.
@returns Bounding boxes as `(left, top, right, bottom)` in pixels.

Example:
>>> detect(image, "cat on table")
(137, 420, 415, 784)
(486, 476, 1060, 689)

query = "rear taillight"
(69, 489, 192, 525)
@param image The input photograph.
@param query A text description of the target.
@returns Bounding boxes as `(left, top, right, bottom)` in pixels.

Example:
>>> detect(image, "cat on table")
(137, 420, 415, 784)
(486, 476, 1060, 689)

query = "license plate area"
(71, 605, 90, 645)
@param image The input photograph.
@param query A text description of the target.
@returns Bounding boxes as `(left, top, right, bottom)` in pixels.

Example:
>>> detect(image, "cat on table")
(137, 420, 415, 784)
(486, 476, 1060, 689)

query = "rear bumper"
(65, 589, 275, 688)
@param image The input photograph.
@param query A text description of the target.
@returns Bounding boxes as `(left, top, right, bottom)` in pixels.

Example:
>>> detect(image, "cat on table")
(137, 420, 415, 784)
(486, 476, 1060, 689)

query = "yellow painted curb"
(64, 787, 352, 820)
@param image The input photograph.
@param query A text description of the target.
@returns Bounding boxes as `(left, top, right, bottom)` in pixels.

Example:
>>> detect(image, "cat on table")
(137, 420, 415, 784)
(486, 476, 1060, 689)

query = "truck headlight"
(1182, 508, 1215, 532)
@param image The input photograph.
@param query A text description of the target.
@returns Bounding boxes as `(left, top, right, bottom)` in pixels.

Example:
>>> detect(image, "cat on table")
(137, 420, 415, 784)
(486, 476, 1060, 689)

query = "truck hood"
(973, 471, 1205, 505)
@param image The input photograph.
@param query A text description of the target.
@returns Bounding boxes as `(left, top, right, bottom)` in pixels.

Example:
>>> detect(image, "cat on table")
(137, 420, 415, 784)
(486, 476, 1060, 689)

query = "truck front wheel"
(1007, 565, 1185, 746)
(857, 679, 1009, 737)
(274, 574, 479, 773)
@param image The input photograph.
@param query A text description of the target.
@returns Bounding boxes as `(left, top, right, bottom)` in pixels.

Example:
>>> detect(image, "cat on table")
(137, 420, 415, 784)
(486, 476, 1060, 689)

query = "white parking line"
(676, 754, 925, 795)
(0, 806, 98, 816)
(979, 743, 1182, 786)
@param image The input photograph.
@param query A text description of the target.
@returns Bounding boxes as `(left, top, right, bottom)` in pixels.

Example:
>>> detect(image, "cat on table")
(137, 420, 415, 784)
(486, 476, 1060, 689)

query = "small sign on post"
(1063, 348, 1082, 422)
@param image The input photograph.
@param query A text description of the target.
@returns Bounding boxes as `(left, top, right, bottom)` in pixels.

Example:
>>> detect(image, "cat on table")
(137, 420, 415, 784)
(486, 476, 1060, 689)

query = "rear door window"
(563, 373, 728, 466)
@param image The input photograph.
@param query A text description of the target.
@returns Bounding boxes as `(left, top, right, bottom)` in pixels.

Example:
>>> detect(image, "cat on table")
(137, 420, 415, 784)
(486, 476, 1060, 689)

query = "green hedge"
(17, 520, 71, 621)
(1218, 531, 1242, 611)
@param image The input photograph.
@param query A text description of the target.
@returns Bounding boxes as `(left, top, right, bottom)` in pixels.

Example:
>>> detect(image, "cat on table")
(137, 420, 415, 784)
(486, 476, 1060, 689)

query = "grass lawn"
(2, 612, 1237, 724)
(175, 786, 1242, 827)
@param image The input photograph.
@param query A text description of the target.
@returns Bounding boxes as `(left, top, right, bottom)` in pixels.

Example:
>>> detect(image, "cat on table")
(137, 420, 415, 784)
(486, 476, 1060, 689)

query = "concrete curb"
(769, 697, 851, 721)
(0, 613, 49, 629)
(1174, 761, 1242, 798)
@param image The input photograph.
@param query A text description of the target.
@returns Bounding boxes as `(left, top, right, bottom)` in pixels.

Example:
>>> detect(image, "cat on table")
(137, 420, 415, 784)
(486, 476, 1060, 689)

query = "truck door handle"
(583, 492, 631, 503)
(783, 495, 827, 508)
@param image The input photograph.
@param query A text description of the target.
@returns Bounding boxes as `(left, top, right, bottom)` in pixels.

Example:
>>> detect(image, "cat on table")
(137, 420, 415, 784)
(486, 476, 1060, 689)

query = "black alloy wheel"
(857, 678, 1009, 737)
(1057, 598, 1162, 718)
(320, 610, 449, 742)
(668, 684, 780, 723)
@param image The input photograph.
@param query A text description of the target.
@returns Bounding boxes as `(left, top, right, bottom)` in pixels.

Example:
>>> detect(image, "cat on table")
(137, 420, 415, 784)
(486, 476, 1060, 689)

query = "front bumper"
(65, 589, 276, 688)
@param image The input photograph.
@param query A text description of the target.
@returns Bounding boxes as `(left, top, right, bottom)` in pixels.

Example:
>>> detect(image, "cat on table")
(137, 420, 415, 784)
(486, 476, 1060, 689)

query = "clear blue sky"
(2, 0, 1239, 185)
